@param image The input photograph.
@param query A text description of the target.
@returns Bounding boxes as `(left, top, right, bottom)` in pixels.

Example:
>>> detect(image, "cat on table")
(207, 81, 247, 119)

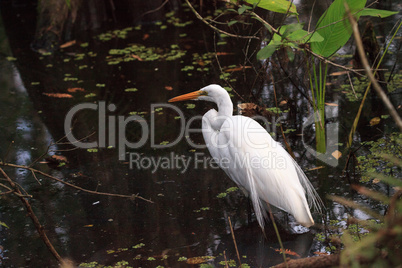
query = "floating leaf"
(85, 93, 96, 98)
(369, 117, 381, 126)
(43, 93, 73, 98)
(307, 166, 325, 171)
(67, 87, 85, 93)
(125, 88, 138, 92)
(325, 102, 338, 106)
(165, 86, 173, 90)
(186, 103, 195, 109)
(274, 248, 301, 257)
(0, 221, 9, 229)
(330, 71, 349, 76)
(332, 150, 342, 160)
(133, 243, 145, 249)
(60, 40, 76, 48)
(186, 256, 214, 265)
(6, 56, 17, 61)
(225, 65, 252, 72)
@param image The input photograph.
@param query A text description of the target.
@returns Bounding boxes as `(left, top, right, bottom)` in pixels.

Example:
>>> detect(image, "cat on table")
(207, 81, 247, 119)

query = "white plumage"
(169, 84, 321, 228)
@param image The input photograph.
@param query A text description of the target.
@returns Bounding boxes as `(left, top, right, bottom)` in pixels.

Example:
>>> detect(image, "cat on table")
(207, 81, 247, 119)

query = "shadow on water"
(0, 0, 400, 267)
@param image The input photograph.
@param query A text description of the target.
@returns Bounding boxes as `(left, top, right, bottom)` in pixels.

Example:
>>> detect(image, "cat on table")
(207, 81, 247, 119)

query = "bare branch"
(0, 167, 64, 263)
(346, 4, 402, 131)
(1, 162, 153, 203)
(184, 0, 259, 39)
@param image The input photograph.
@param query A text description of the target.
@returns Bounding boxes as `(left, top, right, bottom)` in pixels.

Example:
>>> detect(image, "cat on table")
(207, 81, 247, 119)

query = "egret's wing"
(204, 114, 321, 227)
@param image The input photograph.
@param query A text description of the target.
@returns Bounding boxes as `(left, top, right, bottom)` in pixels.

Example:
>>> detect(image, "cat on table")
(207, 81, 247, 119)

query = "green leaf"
(357, 8, 398, 18)
(245, 0, 298, 15)
(310, 0, 367, 58)
(277, 24, 323, 43)
(290, 30, 324, 43)
(257, 41, 282, 60)
(238, 5, 247, 15)
(0, 221, 9, 229)
(228, 20, 238, 26)
(281, 23, 304, 37)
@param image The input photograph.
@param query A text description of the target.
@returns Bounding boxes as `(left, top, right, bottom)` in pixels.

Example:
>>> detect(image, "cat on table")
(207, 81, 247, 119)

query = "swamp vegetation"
(0, 0, 401, 267)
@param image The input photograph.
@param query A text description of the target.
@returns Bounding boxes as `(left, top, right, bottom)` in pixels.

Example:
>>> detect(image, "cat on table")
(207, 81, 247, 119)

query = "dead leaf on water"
(329, 71, 348, 76)
(131, 54, 143, 61)
(67, 87, 85, 93)
(43, 93, 73, 98)
(224, 65, 252, 72)
(216, 52, 234, 56)
(142, 33, 150, 40)
(279, 100, 288, 106)
(49, 155, 69, 163)
(274, 248, 301, 257)
(332, 150, 342, 160)
(83, 224, 93, 228)
(238, 103, 257, 110)
(186, 256, 214, 264)
(165, 86, 173, 91)
(325, 102, 338, 106)
(307, 166, 325, 171)
(370, 117, 381, 126)
(60, 40, 76, 48)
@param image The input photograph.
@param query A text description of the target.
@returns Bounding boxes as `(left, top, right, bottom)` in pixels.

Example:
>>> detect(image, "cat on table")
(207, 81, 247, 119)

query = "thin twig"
(308, 0, 317, 32)
(228, 217, 241, 266)
(266, 201, 288, 267)
(347, 71, 358, 99)
(305, 47, 365, 77)
(31, 169, 42, 185)
(223, 250, 229, 268)
(184, 0, 259, 39)
(346, 5, 402, 132)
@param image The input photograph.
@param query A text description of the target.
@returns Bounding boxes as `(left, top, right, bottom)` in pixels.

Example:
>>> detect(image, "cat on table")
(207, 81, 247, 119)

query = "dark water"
(0, 1, 400, 267)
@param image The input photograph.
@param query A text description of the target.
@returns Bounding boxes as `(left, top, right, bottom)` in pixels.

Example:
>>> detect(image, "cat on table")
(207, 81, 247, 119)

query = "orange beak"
(168, 90, 203, 102)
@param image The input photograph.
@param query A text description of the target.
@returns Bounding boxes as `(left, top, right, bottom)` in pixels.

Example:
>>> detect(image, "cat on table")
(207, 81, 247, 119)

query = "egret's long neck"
(206, 94, 233, 131)
(216, 94, 233, 118)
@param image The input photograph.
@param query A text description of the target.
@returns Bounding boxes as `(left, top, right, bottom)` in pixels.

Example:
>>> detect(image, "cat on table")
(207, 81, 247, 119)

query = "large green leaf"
(245, 0, 298, 15)
(358, 8, 398, 18)
(310, 0, 367, 58)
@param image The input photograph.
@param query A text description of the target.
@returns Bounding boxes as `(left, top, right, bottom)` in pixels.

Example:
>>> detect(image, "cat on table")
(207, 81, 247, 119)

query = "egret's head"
(168, 84, 229, 103)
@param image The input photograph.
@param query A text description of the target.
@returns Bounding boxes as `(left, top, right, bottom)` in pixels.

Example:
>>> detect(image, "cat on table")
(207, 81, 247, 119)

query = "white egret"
(169, 84, 321, 228)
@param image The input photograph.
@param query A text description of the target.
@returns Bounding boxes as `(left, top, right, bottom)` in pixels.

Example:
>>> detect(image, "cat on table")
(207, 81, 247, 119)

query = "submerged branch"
(0, 167, 64, 264)
(1, 162, 154, 203)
